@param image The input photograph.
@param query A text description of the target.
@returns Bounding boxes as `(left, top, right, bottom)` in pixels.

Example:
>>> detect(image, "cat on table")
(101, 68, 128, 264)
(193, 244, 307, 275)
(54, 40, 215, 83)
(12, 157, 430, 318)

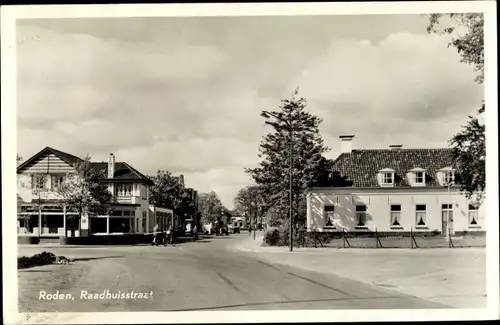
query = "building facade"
(17, 147, 155, 237)
(306, 137, 486, 236)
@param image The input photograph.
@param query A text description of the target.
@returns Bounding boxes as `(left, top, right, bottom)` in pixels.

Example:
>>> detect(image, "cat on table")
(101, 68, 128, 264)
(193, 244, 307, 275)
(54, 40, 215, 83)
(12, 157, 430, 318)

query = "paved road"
(18, 234, 450, 312)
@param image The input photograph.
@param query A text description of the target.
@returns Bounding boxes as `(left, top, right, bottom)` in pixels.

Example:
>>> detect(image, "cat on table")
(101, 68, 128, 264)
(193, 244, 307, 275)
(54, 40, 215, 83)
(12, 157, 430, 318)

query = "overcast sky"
(16, 15, 484, 208)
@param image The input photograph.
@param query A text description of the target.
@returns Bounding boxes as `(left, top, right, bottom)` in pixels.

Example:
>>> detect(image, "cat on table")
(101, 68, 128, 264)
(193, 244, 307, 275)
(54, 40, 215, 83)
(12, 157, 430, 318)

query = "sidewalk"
(231, 234, 486, 308)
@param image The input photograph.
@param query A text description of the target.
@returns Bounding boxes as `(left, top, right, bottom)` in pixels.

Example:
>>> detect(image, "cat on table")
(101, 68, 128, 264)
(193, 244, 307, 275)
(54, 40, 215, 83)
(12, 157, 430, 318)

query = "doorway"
(441, 204, 454, 236)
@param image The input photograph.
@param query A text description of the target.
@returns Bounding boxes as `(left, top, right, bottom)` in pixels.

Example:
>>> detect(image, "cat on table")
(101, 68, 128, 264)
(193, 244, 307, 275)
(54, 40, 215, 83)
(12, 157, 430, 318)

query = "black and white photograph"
(1, 2, 498, 324)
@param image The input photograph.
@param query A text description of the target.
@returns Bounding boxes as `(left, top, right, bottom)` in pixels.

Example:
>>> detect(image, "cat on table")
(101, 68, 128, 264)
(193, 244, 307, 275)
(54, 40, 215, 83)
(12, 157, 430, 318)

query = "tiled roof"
(91, 162, 154, 185)
(331, 148, 454, 188)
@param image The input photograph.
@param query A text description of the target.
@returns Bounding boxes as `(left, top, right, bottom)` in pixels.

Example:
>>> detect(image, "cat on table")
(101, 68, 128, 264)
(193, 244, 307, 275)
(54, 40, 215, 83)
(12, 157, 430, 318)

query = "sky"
(16, 15, 484, 209)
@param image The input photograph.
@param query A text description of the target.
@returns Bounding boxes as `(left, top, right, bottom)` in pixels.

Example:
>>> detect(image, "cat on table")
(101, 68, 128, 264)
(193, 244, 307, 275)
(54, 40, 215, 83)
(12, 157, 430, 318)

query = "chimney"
(179, 174, 185, 185)
(339, 135, 355, 153)
(108, 153, 115, 178)
(389, 145, 403, 150)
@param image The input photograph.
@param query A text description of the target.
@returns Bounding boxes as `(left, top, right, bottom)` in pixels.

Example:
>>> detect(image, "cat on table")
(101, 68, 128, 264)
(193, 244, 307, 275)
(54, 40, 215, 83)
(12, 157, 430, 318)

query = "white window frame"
(382, 172, 394, 185)
(355, 205, 367, 228)
(323, 205, 336, 229)
(390, 205, 403, 228)
(468, 204, 480, 228)
(415, 204, 427, 228)
(414, 171, 425, 184)
(443, 171, 455, 185)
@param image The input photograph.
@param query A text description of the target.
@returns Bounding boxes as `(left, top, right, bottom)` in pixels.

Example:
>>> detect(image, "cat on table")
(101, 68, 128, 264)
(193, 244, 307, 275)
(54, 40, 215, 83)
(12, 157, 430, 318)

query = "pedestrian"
(166, 226, 172, 245)
(152, 223, 159, 246)
(193, 225, 198, 240)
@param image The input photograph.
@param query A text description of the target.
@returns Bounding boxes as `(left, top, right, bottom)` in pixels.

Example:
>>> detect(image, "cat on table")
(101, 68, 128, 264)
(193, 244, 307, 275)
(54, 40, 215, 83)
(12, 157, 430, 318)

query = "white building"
(307, 137, 486, 236)
(17, 147, 156, 237)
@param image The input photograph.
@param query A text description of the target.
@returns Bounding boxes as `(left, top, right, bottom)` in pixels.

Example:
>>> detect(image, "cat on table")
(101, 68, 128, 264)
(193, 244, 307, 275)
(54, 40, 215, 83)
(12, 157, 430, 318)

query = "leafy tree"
(428, 14, 485, 201)
(198, 191, 225, 225)
(427, 13, 484, 83)
(57, 156, 112, 237)
(246, 89, 349, 229)
(23, 173, 48, 236)
(149, 170, 185, 211)
(234, 185, 265, 229)
(449, 106, 485, 202)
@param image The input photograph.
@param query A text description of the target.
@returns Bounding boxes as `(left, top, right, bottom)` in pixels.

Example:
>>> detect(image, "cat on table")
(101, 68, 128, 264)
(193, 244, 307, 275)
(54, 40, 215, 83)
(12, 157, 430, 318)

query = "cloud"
(16, 17, 483, 208)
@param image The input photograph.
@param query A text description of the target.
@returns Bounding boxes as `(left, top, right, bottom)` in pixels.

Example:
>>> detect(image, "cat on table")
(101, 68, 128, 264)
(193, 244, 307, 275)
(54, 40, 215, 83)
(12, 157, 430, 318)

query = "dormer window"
(415, 172, 424, 184)
(378, 168, 395, 187)
(443, 171, 454, 185)
(439, 167, 455, 186)
(383, 173, 393, 184)
(409, 168, 426, 186)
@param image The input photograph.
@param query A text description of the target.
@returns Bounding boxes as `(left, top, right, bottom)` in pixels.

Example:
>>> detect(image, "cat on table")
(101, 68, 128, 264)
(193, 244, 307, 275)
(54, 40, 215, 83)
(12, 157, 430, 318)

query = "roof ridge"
(351, 148, 452, 151)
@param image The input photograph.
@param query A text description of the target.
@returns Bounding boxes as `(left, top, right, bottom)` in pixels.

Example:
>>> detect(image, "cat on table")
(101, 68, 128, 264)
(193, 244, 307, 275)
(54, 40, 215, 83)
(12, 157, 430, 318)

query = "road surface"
(18, 234, 450, 312)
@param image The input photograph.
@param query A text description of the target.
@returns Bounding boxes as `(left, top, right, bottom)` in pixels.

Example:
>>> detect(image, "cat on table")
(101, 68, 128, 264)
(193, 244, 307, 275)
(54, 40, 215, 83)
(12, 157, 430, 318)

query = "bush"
(263, 227, 281, 246)
(17, 251, 73, 269)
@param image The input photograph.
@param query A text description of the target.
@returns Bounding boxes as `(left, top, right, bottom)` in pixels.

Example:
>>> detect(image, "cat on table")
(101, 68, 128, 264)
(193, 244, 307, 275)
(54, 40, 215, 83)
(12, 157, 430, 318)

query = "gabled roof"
(17, 146, 83, 172)
(331, 148, 454, 188)
(17, 146, 153, 185)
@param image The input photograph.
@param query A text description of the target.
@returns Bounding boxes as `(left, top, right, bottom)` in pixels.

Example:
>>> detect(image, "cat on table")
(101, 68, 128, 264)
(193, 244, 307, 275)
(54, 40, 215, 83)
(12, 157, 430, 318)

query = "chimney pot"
(339, 135, 355, 153)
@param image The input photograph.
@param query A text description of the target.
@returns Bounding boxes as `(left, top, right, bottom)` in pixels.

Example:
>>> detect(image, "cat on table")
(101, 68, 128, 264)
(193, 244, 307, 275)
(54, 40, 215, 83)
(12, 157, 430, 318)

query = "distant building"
(306, 136, 485, 236)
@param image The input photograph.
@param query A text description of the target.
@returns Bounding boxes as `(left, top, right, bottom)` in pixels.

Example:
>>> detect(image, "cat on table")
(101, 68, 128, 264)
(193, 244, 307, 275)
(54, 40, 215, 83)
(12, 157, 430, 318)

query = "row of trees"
(235, 13, 486, 230)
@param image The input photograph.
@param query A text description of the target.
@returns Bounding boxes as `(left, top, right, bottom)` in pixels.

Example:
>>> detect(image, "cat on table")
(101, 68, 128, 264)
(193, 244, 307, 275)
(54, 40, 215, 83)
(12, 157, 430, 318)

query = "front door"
(441, 204, 454, 237)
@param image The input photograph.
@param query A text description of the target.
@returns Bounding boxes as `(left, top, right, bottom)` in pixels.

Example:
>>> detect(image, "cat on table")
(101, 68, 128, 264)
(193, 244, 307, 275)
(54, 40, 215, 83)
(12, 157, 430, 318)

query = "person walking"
(152, 223, 159, 246)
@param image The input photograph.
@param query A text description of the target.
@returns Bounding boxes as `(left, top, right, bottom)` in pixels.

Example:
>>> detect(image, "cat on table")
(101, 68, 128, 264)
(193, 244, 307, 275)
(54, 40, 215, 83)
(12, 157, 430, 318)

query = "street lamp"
(261, 110, 294, 252)
(446, 172, 456, 241)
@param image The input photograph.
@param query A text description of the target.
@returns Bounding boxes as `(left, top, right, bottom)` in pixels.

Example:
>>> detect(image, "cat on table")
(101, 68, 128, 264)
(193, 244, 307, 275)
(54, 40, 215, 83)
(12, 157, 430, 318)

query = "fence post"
(314, 229, 317, 248)
(343, 229, 346, 249)
(375, 228, 379, 248)
(448, 228, 454, 248)
(375, 228, 383, 248)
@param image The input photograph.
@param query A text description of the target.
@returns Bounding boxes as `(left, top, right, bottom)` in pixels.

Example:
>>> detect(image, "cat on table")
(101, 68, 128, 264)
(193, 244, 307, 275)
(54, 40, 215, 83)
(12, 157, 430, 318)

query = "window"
(390, 205, 402, 227)
(355, 205, 367, 227)
(142, 185, 148, 200)
(51, 175, 65, 189)
(382, 172, 394, 185)
(31, 174, 46, 190)
(468, 204, 479, 227)
(415, 205, 427, 226)
(323, 205, 336, 228)
(443, 171, 454, 185)
(414, 172, 425, 184)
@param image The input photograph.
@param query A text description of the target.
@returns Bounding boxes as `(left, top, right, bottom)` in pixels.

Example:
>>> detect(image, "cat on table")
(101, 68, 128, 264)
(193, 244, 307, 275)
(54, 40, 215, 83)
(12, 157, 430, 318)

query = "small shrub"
(263, 227, 281, 246)
(18, 251, 69, 269)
